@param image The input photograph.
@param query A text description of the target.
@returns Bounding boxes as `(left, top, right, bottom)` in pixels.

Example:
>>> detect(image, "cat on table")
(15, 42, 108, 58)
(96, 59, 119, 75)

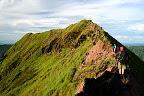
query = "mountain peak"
(0, 20, 144, 96)
(79, 19, 93, 24)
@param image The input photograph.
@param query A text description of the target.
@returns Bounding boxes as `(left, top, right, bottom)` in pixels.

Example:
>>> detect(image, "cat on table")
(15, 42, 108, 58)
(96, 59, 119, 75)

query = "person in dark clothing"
(116, 46, 130, 84)
(112, 44, 117, 53)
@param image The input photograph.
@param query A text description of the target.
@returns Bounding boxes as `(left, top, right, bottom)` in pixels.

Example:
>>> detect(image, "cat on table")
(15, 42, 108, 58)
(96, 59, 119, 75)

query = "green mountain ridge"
(0, 20, 144, 96)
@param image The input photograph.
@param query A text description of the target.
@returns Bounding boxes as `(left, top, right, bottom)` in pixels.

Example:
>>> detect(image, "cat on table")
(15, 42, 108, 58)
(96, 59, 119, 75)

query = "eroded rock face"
(85, 40, 113, 65)
(75, 39, 117, 95)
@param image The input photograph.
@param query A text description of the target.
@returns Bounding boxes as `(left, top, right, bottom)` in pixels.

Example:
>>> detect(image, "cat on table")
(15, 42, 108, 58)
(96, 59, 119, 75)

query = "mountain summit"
(0, 20, 144, 96)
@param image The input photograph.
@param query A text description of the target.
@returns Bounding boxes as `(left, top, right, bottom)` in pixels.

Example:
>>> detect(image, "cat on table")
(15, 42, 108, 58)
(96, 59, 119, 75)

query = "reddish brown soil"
(85, 40, 113, 64)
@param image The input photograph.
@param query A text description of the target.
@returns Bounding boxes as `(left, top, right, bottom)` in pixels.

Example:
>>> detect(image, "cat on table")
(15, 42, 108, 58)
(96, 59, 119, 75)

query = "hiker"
(115, 46, 121, 67)
(117, 46, 128, 79)
(112, 44, 117, 53)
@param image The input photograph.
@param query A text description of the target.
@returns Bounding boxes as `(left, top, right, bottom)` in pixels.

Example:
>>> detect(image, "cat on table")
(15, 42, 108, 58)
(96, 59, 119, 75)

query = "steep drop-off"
(0, 20, 144, 96)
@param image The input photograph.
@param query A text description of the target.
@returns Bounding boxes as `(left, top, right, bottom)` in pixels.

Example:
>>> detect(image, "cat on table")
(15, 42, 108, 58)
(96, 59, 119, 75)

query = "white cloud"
(0, 0, 40, 11)
(115, 35, 129, 39)
(50, 0, 144, 26)
(13, 18, 68, 27)
(0, 0, 15, 8)
(128, 23, 144, 33)
(115, 35, 144, 40)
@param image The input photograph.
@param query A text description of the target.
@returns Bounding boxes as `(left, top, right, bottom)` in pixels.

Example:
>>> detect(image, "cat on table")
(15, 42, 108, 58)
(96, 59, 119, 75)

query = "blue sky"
(0, 0, 144, 44)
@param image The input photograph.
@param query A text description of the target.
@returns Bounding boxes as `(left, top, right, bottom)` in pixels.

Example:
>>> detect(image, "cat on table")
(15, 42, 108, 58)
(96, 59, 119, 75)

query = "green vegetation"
(0, 20, 95, 96)
(0, 20, 144, 96)
(127, 46, 144, 61)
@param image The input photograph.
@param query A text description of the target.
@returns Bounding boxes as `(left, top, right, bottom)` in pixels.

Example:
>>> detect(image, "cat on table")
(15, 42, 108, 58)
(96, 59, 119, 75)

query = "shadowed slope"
(76, 71, 130, 96)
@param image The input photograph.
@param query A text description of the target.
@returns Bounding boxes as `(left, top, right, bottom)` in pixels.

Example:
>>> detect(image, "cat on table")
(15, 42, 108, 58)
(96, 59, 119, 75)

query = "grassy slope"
(127, 46, 144, 61)
(0, 20, 97, 96)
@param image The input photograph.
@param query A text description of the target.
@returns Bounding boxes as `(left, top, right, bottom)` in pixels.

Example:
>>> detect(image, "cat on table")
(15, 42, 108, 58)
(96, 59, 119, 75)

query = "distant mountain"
(127, 46, 144, 61)
(0, 40, 14, 45)
(0, 40, 7, 45)
(124, 43, 144, 46)
(0, 20, 144, 96)
(0, 45, 12, 61)
(0, 43, 4, 45)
